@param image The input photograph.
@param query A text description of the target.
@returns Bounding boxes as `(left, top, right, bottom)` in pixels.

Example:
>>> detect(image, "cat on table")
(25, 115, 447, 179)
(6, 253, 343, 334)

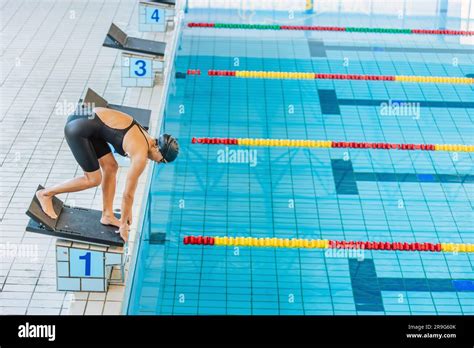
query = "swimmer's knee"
(84, 171, 102, 187)
(106, 160, 119, 174)
(99, 155, 118, 174)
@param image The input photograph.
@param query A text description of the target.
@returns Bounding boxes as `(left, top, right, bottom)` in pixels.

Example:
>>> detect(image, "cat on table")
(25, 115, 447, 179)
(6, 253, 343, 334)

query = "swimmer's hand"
(119, 223, 130, 242)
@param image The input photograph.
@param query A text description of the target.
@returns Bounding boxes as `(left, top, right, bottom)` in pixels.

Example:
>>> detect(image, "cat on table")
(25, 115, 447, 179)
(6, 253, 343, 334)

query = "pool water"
(127, 1, 474, 315)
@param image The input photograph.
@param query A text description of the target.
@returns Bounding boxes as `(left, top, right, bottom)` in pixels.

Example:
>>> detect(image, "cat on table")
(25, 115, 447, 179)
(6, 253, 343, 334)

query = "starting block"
(103, 23, 166, 57)
(103, 23, 166, 87)
(26, 186, 126, 292)
(121, 52, 164, 87)
(138, 0, 176, 32)
(56, 240, 125, 292)
(147, 0, 175, 5)
(80, 88, 152, 129)
(26, 186, 124, 247)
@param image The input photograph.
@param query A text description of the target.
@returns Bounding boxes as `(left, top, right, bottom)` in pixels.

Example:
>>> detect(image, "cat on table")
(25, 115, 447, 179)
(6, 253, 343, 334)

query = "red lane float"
(187, 69, 201, 75)
(314, 73, 396, 81)
(328, 240, 442, 252)
(192, 137, 239, 145)
(184, 236, 215, 245)
(208, 70, 237, 76)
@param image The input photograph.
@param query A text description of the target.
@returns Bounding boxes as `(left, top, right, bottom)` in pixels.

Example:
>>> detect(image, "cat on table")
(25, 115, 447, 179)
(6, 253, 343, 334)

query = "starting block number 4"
(139, 4, 166, 32)
(148, 8, 162, 23)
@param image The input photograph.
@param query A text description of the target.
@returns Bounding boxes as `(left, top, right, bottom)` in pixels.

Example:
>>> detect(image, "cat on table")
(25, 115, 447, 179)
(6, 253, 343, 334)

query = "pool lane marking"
(316, 89, 474, 116)
(187, 23, 474, 36)
(204, 70, 474, 84)
(191, 137, 474, 153)
(332, 159, 474, 195)
(349, 259, 474, 312)
(308, 40, 474, 56)
(183, 236, 473, 253)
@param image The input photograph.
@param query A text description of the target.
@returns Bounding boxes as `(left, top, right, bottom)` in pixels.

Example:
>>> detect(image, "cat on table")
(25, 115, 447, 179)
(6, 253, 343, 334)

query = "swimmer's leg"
(97, 152, 120, 228)
(38, 128, 102, 219)
(36, 170, 102, 219)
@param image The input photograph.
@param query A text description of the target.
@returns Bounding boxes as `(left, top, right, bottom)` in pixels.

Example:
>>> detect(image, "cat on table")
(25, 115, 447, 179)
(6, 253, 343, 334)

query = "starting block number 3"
(122, 53, 158, 87)
(130, 57, 152, 78)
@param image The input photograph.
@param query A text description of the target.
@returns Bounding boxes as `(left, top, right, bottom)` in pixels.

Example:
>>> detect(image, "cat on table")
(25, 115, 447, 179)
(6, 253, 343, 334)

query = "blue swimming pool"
(127, 0, 474, 315)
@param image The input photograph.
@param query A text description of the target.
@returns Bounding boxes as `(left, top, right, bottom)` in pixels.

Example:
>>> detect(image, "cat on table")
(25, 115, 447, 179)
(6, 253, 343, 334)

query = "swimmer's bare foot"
(119, 224, 129, 242)
(36, 189, 58, 219)
(100, 214, 121, 228)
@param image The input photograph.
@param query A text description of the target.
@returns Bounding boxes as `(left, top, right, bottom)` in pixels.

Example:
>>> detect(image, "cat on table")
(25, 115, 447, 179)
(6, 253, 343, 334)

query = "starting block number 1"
(56, 241, 124, 292)
(70, 249, 104, 278)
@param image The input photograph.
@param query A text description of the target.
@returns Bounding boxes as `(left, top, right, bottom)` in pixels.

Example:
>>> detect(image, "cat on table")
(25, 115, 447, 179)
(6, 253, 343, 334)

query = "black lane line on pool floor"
(332, 159, 474, 195)
(317, 89, 474, 116)
(349, 259, 474, 312)
(308, 40, 474, 57)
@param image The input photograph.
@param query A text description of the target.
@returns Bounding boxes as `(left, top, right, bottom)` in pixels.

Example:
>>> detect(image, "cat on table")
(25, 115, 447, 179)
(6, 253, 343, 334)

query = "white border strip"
(122, 0, 185, 314)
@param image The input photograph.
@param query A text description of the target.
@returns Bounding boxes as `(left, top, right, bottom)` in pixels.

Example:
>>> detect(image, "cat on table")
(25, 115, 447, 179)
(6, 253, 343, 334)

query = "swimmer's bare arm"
(119, 157, 147, 240)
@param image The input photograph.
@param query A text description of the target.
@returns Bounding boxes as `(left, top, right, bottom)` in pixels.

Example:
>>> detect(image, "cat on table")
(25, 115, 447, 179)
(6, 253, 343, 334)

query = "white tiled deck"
(0, 0, 173, 315)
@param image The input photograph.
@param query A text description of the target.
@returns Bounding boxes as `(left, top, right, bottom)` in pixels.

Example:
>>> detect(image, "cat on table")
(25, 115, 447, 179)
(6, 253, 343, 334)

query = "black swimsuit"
(64, 112, 147, 172)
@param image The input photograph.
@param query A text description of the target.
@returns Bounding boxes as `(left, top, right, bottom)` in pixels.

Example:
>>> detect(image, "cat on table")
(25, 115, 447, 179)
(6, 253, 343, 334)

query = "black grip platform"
(103, 23, 166, 57)
(108, 103, 152, 131)
(26, 186, 124, 247)
(147, 0, 175, 5)
(77, 88, 152, 130)
(140, 0, 176, 7)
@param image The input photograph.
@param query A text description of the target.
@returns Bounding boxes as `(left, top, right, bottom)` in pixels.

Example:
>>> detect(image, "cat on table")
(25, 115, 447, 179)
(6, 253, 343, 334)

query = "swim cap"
(157, 134, 179, 163)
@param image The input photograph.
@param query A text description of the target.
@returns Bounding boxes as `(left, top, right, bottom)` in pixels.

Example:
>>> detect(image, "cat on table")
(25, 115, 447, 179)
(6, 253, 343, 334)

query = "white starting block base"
(139, 1, 175, 32)
(56, 239, 125, 292)
(122, 52, 164, 87)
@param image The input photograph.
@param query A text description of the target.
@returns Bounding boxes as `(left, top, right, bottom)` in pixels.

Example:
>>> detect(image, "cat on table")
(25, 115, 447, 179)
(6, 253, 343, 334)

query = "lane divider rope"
(187, 69, 201, 75)
(205, 70, 474, 84)
(183, 236, 473, 253)
(191, 137, 474, 153)
(187, 22, 474, 36)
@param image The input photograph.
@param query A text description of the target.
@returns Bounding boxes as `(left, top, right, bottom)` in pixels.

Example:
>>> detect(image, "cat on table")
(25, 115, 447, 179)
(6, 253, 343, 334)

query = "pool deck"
(0, 0, 174, 315)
